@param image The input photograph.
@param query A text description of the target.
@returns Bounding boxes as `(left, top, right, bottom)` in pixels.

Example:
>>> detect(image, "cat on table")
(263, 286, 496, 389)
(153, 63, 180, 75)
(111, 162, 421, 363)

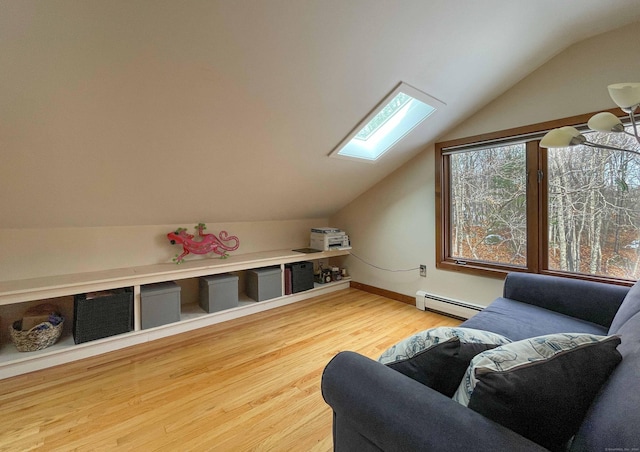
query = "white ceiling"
(2, 0, 640, 228)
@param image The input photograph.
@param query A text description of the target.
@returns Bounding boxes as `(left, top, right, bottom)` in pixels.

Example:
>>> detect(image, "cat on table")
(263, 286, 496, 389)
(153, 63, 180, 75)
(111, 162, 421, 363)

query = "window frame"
(330, 82, 445, 162)
(435, 108, 634, 286)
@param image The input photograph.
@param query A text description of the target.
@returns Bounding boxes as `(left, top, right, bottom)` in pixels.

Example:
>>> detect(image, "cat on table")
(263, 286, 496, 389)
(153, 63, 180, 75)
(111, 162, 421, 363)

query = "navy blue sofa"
(322, 273, 640, 451)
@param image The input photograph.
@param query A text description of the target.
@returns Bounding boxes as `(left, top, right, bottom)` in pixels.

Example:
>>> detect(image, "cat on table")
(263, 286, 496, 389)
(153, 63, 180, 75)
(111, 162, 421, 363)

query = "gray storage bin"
(140, 282, 181, 330)
(246, 266, 282, 301)
(199, 273, 239, 313)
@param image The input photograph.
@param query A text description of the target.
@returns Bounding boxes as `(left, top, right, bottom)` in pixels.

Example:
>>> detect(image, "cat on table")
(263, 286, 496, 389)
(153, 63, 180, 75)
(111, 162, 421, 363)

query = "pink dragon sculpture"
(167, 223, 240, 264)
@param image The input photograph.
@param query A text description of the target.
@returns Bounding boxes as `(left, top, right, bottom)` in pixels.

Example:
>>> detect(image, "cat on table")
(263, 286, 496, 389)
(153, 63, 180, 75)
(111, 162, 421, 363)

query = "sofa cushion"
(572, 310, 640, 450)
(461, 297, 609, 341)
(378, 327, 511, 397)
(453, 333, 622, 452)
(502, 272, 628, 327)
(608, 280, 640, 334)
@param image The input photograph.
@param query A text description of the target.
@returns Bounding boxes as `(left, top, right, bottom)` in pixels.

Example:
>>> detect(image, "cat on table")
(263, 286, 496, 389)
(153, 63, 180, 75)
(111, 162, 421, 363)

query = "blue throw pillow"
(378, 327, 511, 397)
(453, 333, 622, 452)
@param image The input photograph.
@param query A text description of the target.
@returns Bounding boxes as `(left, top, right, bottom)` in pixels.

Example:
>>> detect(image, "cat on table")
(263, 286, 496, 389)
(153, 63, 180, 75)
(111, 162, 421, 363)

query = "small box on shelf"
(285, 261, 314, 293)
(199, 274, 239, 313)
(73, 288, 133, 344)
(246, 267, 281, 302)
(141, 282, 181, 329)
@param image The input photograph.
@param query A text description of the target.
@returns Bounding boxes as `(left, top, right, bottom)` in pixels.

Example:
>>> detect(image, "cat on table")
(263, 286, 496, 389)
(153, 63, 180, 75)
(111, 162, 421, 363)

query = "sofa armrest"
(321, 351, 548, 452)
(502, 273, 629, 327)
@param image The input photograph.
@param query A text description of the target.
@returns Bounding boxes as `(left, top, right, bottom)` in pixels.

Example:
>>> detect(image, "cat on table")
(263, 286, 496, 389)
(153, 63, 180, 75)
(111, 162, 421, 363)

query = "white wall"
(444, 22, 640, 141)
(0, 218, 327, 281)
(331, 22, 640, 306)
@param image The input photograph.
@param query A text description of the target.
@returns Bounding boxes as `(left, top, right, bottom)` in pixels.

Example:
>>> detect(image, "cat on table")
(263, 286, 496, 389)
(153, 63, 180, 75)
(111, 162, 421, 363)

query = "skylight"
(330, 82, 445, 162)
(354, 92, 411, 141)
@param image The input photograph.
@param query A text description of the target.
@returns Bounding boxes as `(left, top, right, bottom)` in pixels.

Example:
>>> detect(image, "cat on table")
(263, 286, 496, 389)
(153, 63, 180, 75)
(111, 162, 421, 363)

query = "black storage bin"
(73, 288, 134, 344)
(286, 261, 315, 294)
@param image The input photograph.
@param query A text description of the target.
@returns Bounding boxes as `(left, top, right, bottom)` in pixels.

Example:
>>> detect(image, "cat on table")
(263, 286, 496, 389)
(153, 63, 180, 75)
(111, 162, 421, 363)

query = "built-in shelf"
(0, 249, 349, 306)
(0, 249, 350, 379)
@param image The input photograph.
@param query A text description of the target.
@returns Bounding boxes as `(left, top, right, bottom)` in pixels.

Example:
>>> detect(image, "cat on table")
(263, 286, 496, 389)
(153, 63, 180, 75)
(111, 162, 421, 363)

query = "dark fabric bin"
(73, 288, 134, 344)
(286, 261, 315, 293)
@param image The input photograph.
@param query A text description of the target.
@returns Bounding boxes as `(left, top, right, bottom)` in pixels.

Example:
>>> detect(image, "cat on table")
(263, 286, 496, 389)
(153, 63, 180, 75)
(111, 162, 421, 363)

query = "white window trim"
(329, 82, 445, 163)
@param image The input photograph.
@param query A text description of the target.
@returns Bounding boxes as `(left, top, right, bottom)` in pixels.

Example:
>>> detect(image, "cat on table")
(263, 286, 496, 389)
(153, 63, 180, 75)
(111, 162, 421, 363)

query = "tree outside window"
(547, 128, 640, 280)
(436, 114, 640, 284)
(449, 144, 527, 267)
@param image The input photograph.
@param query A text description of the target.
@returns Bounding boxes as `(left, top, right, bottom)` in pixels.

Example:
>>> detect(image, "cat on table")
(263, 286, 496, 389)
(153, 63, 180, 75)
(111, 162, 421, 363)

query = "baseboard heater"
(415, 290, 484, 320)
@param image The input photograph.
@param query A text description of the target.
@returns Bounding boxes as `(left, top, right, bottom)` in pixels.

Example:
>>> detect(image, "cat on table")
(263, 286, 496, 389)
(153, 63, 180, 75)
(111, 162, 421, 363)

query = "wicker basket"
(9, 319, 64, 352)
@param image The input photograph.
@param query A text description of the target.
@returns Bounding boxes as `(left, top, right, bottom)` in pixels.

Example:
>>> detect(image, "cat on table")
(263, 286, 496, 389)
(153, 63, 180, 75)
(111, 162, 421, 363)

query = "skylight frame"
(329, 82, 445, 163)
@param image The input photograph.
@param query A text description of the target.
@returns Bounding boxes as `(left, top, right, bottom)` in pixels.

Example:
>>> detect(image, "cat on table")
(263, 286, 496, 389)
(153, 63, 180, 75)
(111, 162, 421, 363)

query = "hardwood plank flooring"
(0, 288, 461, 451)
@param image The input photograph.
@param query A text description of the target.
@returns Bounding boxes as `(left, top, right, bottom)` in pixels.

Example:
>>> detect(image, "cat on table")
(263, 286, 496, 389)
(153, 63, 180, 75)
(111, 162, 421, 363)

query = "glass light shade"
(608, 83, 640, 109)
(540, 128, 576, 148)
(558, 126, 581, 137)
(588, 112, 623, 132)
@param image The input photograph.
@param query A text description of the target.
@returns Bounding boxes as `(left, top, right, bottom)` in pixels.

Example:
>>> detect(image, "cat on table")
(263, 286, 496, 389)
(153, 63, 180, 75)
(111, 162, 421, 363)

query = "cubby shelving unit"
(0, 249, 350, 379)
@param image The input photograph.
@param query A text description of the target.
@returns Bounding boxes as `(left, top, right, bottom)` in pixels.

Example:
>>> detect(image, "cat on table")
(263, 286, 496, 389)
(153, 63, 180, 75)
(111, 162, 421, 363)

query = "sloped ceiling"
(2, 0, 639, 228)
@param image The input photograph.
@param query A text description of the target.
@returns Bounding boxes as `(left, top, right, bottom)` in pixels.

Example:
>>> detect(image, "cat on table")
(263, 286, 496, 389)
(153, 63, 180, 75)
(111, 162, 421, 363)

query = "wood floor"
(0, 288, 460, 451)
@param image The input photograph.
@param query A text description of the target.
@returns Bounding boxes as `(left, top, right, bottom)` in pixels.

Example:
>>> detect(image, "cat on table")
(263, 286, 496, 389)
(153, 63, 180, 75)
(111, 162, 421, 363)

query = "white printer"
(310, 228, 351, 251)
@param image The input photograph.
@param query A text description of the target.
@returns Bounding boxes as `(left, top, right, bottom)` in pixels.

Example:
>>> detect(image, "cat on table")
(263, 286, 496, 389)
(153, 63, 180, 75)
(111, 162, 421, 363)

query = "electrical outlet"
(419, 265, 427, 277)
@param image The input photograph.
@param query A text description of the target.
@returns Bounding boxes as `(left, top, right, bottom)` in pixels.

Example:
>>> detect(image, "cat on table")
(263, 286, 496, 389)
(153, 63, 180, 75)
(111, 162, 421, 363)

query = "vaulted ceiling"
(2, 0, 639, 228)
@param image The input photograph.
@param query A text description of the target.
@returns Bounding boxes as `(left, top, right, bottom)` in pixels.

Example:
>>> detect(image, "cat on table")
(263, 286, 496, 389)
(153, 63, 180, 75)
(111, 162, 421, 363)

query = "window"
(331, 82, 444, 162)
(448, 143, 527, 267)
(436, 111, 640, 284)
(546, 129, 640, 279)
